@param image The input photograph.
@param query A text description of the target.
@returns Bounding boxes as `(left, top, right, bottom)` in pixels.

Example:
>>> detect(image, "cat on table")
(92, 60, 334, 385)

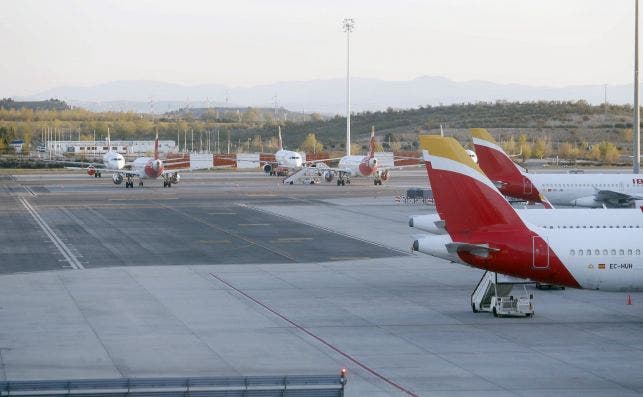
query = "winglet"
(368, 126, 376, 157)
(154, 130, 159, 160)
(278, 126, 283, 151)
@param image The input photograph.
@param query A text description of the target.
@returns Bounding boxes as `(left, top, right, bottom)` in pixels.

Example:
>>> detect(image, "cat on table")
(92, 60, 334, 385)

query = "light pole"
(343, 18, 355, 156)
(635, 0, 641, 173)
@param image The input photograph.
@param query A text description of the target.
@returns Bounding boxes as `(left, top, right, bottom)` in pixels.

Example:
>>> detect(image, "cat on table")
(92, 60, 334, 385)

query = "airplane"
(262, 126, 304, 176)
(64, 129, 125, 177)
(412, 135, 642, 291)
(110, 132, 184, 188)
(471, 128, 643, 208)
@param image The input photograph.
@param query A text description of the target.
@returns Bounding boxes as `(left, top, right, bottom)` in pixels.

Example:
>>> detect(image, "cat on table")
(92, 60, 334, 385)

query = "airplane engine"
(112, 173, 123, 185)
(87, 165, 96, 176)
(263, 164, 273, 174)
(408, 214, 446, 234)
(170, 173, 180, 184)
(570, 196, 602, 208)
(324, 170, 334, 182)
(368, 158, 378, 168)
(380, 169, 390, 181)
(412, 234, 460, 263)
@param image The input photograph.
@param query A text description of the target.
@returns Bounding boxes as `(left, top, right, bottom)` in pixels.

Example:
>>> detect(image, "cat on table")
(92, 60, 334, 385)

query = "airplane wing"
(594, 189, 643, 207)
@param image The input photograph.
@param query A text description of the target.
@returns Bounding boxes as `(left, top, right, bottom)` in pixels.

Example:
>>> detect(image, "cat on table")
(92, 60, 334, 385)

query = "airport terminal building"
(45, 140, 177, 158)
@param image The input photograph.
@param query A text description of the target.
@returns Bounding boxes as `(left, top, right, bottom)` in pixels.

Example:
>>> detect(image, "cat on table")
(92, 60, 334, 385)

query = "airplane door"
(532, 236, 550, 269)
(523, 177, 532, 195)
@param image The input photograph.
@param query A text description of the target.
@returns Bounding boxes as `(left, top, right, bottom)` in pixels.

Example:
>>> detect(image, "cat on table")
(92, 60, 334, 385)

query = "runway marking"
(207, 212, 237, 215)
(273, 237, 313, 243)
(328, 256, 370, 261)
(22, 185, 37, 197)
(156, 203, 297, 262)
(238, 223, 269, 226)
(209, 272, 419, 397)
(198, 239, 231, 244)
(18, 197, 84, 270)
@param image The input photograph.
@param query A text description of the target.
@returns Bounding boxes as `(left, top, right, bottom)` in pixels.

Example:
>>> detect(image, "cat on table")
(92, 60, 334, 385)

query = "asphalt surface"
(1, 169, 642, 396)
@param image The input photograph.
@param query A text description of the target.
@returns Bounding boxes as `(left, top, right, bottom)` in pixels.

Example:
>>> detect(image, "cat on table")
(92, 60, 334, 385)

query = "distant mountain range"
(17, 76, 634, 114)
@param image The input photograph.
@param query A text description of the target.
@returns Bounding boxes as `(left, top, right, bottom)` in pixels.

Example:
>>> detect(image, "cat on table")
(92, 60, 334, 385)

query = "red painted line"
(209, 272, 419, 397)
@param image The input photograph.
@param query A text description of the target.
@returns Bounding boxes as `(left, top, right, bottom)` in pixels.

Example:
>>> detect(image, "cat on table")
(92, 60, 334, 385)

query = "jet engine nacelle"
(408, 214, 446, 234)
(570, 196, 602, 208)
(323, 170, 334, 182)
(412, 234, 461, 263)
(112, 173, 123, 185)
(368, 158, 378, 168)
(263, 164, 273, 174)
(380, 169, 390, 181)
(87, 165, 96, 176)
(170, 173, 180, 184)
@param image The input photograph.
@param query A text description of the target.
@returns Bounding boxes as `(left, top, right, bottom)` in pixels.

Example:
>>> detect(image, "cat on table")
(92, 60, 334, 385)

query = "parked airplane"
(262, 126, 304, 176)
(412, 135, 642, 291)
(110, 132, 183, 188)
(471, 128, 643, 208)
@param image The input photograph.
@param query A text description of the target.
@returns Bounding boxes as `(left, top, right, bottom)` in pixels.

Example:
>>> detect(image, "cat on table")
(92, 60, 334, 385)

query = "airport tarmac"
(1, 170, 643, 396)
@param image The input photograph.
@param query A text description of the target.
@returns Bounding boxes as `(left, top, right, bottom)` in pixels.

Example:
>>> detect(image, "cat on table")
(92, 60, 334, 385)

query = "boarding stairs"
(283, 164, 332, 185)
(471, 271, 535, 317)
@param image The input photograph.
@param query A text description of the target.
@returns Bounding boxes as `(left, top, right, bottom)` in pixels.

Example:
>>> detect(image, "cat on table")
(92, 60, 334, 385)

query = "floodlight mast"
(343, 18, 354, 156)
(635, 0, 641, 174)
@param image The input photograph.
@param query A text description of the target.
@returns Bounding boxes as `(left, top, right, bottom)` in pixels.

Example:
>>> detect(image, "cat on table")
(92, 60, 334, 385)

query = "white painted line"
(19, 198, 85, 270)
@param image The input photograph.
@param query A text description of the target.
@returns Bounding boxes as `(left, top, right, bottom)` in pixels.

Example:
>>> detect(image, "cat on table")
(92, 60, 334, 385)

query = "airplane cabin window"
(628, 249, 633, 255)
(637, 249, 641, 255)
(619, 249, 625, 255)
(595, 249, 600, 256)
(602, 249, 608, 255)
(579, 250, 584, 256)
(570, 250, 575, 256)
(586, 249, 592, 256)
(611, 249, 617, 255)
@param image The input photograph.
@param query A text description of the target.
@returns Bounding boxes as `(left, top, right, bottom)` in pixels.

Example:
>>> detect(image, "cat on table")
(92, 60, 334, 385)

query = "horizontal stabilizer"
(445, 242, 499, 258)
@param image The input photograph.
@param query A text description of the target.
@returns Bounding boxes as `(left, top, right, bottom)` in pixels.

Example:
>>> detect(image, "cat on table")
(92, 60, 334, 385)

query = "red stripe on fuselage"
(144, 160, 164, 178)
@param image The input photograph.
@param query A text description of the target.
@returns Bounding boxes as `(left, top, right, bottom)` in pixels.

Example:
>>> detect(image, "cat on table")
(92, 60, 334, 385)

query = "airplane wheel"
(139, 181, 143, 187)
(374, 180, 378, 186)
(346, 180, 350, 184)
(167, 182, 171, 188)
(492, 307, 498, 317)
(289, 181, 294, 185)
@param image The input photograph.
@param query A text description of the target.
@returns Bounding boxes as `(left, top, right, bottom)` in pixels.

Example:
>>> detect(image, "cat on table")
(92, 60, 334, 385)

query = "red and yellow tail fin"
(154, 131, 159, 160)
(278, 126, 283, 151)
(420, 135, 526, 236)
(368, 126, 376, 158)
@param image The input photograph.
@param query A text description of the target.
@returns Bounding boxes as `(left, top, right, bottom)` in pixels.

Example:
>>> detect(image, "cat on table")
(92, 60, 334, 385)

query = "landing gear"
(125, 176, 134, 188)
(138, 181, 143, 187)
(94, 171, 102, 178)
(337, 174, 349, 186)
(373, 178, 383, 186)
(163, 181, 172, 188)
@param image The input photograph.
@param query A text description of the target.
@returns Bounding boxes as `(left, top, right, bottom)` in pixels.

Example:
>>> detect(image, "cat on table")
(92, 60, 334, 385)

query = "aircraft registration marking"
(610, 263, 633, 269)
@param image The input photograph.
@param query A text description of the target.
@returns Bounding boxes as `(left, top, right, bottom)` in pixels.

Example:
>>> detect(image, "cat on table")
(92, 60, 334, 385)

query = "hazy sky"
(0, 0, 635, 96)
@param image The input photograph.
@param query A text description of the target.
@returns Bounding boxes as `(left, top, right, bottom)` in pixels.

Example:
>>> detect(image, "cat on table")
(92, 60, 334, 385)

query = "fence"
(0, 374, 346, 397)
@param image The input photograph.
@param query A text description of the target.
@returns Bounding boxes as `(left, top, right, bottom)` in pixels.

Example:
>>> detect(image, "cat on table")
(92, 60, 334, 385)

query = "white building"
(46, 140, 177, 157)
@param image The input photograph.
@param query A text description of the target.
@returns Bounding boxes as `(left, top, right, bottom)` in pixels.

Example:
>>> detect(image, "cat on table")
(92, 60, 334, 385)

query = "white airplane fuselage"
(529, 173, 643, 207)
(411, 208, 643, 234)
(338, 155, 379, 177)
(275, 149, 303, 169)
(102, 151, 126, 170)
(131, 157, 164, 179)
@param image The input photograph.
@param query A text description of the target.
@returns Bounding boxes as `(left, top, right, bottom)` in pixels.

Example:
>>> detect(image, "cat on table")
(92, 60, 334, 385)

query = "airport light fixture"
(343, 17, 355, 156)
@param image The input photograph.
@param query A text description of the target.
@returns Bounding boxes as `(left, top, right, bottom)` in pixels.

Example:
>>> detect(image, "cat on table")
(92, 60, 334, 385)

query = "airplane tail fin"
(154, 131, 159, 160)
(420, 135, 526, 237)
(471, 128, 549, 207)
(368, 126, 376, 157)
(278, 126, 283, 151)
